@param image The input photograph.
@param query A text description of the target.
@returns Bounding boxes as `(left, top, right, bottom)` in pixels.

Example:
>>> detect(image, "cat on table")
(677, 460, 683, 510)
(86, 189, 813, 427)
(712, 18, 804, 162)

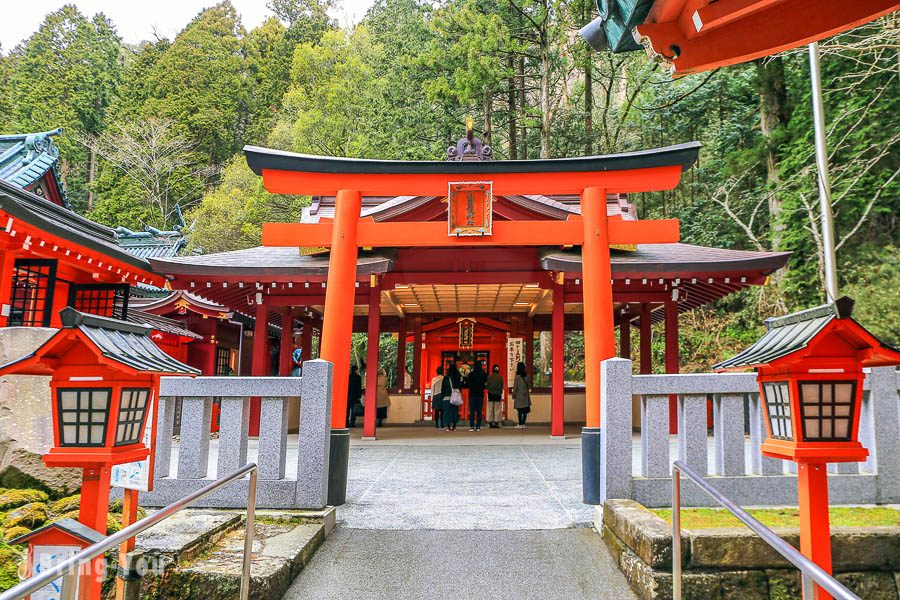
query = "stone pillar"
(177, 397, 213, 479)
(551, 279, 565, 438)
(258, 397, 289, 480)
(319, 189, 361, 506)
(363, 281, 381, 439)
(594, 358, 633, 504)
(216, 396, 250, 478)
(664, 299, 680, 434)
(295, 360, 334, 509)
(867, 367, 900, 503)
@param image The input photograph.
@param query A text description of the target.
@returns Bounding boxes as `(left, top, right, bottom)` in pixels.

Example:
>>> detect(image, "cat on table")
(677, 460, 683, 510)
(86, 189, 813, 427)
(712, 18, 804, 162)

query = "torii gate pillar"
(320, 188, 362, 506)
(580, 186, 617, 504)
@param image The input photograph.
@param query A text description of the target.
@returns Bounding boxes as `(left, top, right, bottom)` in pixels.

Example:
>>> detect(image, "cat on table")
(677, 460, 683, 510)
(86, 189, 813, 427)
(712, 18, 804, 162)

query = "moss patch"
(653, 506, 900, 529)
(0, 489, 49, 511)
(0, 544, 23, 591)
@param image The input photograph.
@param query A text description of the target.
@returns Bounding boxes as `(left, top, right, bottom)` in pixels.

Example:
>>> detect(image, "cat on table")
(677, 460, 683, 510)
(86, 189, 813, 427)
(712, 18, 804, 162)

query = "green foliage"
(0, 489, 49, 511)
(186, 157, 307, 254)
(0, 543, 23, 591)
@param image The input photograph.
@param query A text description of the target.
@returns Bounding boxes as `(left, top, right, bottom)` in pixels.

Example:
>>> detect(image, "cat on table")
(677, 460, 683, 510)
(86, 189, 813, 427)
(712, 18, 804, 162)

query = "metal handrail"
(672, 460, 859, 600)
(0, 463, 259, 600)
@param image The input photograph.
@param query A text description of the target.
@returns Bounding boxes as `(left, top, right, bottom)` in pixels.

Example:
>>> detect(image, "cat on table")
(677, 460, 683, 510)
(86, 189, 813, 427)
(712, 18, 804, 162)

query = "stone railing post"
(153, 396, 176, 479)
(598, 358, 633, 503)
(295, 359, 334, 509)
(216, 396, 250, 478)
(258, 396, 290, 480)
(176, 397, 212, 479)
(866, 367, 900, 503)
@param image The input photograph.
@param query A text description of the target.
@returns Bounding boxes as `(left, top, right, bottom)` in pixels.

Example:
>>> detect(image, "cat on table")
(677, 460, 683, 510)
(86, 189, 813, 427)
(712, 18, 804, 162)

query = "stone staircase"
(131, 508, 334, 600)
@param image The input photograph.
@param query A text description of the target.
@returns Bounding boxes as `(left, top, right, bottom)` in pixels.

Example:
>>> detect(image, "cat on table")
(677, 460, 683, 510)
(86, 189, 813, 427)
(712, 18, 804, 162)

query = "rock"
(689, 528, 798, 569)
(602, 499, 681, 569)
(2, 525, 30, 543)
(50, 494, 80, 515)
(832, 527, 900, 571)
(835, 571, 899, 599)
(0, 488, 48, 511)
(5, 501, 49, 529)
(764, 569, 801, 599)
(0, 328, 83, 497)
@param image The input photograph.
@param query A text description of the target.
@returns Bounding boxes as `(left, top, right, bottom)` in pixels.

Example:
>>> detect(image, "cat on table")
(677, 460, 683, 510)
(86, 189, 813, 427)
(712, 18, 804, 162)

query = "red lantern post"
(715, 297, 900, 599)
(0, 308, 198, 599)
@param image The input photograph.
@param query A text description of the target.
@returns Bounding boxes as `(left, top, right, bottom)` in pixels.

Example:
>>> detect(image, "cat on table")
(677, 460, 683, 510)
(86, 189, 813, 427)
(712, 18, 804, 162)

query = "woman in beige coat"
(376, 367, 391, 426)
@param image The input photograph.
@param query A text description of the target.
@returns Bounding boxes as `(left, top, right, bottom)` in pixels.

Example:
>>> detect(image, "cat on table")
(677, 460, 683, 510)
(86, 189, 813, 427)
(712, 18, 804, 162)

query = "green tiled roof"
(0, 128, 70, 208)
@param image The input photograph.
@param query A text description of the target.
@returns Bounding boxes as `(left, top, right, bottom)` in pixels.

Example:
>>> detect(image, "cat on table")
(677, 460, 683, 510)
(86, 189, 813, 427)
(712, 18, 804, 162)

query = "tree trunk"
(756, 57, 791, 253)
(483, 88, 492, 147)
(584, 53, 593, 155)
(518, 55, 527, 160)
(87, 147, 96, 212)
(508, 56, 517, 160)
(540, 35, 551, 159)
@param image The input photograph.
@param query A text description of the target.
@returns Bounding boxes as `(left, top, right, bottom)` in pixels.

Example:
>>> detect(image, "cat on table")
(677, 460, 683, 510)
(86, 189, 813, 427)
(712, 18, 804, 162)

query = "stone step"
(131, 508, 334, 600)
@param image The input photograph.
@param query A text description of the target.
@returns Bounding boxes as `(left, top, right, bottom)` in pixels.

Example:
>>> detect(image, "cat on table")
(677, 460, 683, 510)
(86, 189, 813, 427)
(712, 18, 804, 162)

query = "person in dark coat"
(347, 365, 362, 427)
(466, 360, 487, 431)
(512, 361, 532, 428)
(430, 365, 445, 428)
(486, 364, 505, 428)
(442, 363, 462, 431)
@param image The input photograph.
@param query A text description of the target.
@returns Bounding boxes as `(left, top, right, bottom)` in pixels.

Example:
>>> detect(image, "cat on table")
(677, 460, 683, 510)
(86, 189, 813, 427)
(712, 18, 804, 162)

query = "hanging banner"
(458, 318, 475, 349)
(507, 337, 524, 384)
(448, 182, 492, 236)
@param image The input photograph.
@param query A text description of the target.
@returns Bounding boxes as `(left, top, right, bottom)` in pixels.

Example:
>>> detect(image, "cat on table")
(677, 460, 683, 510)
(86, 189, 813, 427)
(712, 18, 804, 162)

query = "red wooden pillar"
(551, 279, 565, 438)
(798, 462, 834, 600)
(279, 307, 293, 376)
(0, 250, 18, 327)
(363, 281, 381, 438)
(320, 189, 362, 430)
(411, 317, 423, 393)
(664, 298, 680, 433)
(396, 317, 407, 391)
(619, 312, 631, 359)
(639, 303, 652, 375)
(249, 303, 269, 436)
(580, 186, 615, 429)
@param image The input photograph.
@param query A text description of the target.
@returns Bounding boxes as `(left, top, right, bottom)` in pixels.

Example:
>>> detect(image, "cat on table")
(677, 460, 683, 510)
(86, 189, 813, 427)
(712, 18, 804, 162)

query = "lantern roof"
(713, 296, 900, 371)
(8, 517, 105, 546)
(0, 308, 200, 377)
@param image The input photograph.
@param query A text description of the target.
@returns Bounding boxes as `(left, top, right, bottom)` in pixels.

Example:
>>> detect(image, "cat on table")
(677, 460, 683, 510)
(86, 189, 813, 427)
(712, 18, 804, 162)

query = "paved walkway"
(282, 426, 636, 599)
(281, 528, 636, 600)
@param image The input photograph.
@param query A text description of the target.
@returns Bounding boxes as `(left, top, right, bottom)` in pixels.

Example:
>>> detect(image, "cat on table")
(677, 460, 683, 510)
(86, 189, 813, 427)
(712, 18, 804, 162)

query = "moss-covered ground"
(653, 506, 900, 529)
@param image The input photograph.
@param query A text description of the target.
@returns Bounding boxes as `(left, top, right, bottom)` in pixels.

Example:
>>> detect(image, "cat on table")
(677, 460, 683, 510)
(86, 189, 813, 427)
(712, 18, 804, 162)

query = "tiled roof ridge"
(763, 297, 854, 331)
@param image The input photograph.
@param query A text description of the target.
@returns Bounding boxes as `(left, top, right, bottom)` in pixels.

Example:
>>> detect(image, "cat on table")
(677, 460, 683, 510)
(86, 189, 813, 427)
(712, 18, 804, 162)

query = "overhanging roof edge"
(243, 142, 701, 177)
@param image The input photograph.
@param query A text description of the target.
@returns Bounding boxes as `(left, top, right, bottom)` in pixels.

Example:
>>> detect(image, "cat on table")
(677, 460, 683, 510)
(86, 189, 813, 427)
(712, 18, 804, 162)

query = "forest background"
(0, 0, 897, 382)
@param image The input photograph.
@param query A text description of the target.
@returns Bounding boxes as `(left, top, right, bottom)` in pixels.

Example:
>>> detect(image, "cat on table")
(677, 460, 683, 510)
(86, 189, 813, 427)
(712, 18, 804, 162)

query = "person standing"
(376, 367, 391, 427)
(486, 364, 504, 428)
(430, 366, 445, 428)
(347, 365, 362, 428)
(466, 360, 487, 431)
(512, 361, 531, 429)
(442, 363, 462, 431)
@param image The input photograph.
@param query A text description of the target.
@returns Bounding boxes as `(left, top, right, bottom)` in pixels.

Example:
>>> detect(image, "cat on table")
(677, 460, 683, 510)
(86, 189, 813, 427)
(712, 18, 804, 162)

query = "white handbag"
(450, 389, 464, 406)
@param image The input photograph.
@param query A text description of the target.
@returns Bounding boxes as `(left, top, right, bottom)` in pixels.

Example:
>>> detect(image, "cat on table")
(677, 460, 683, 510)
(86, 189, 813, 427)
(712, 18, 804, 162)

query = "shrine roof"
(245, 141, 700, 176)
(149, 247, 395, 277)
(541, 243, 790, 275)
(129, 290, 231, 315)
(117, 225, 187, 259)
(127, 308, 203, 340)
(0, 180, 155, 273)
(0, 128, 70, 208)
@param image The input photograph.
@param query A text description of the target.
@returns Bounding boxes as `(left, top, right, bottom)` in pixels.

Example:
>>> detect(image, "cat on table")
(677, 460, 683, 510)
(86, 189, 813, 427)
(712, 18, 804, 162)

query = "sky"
(0, 1, 376, 51)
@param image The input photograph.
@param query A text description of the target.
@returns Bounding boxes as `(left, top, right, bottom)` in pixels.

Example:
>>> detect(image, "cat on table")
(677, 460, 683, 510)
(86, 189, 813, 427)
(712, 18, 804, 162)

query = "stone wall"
(0, 327, 81, 495)
(600, 499, 900, 600)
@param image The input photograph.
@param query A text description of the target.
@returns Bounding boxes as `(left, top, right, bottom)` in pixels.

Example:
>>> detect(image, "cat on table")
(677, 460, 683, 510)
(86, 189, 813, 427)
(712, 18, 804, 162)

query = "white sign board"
(32, 545, 79, 600)
(111, 397, 154, 492)
(507, 337, 524, 385)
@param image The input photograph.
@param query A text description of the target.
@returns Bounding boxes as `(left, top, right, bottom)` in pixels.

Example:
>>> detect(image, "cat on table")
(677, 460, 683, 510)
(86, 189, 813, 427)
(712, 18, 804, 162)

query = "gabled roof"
(713, 297, 900, 370)
(9, 517, 105, 546)
(129, 290, 233, 319)
(0, 308, 199, 376)
(0, 179, 156, 276)
(149, 247, 395, 277)
(0, 128, 69, 208)
(127, 308, 203, 340)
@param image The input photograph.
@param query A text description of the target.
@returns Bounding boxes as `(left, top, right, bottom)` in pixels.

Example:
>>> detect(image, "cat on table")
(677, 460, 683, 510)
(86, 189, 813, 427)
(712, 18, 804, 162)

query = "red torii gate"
(246, 141, 700, 505)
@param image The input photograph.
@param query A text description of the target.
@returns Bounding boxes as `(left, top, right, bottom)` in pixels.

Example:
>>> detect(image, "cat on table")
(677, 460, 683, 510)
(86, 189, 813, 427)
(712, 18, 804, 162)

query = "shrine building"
(148, 130, 790, 449)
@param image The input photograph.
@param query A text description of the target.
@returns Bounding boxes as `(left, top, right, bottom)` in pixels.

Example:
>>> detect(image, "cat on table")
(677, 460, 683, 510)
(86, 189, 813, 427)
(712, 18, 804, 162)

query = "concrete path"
(281, 528, 637, 600)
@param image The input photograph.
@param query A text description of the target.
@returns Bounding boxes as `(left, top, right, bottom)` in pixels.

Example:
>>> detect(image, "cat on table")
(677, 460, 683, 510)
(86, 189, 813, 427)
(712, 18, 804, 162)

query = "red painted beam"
(262, 219, 680, 248)
(260, 165, 685, 197)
